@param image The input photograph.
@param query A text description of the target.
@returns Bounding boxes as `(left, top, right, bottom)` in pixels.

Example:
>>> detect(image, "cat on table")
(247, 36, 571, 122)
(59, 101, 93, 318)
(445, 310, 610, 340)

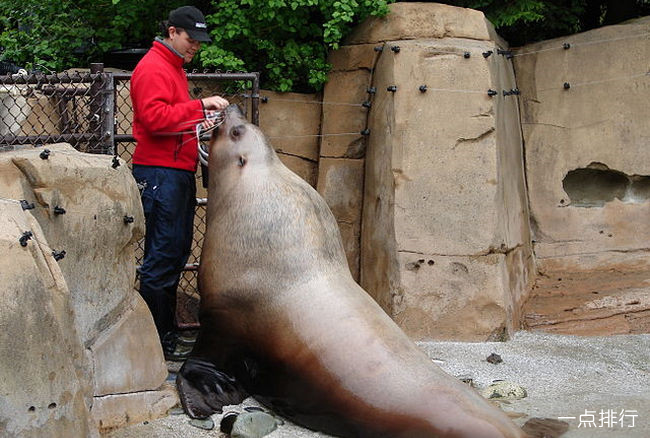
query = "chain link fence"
(0, 65, 113, 153)
(0, 64, 260, 328)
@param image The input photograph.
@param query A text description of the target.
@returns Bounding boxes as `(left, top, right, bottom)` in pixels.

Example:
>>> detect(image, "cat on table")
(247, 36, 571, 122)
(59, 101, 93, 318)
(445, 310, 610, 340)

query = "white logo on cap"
(195, 22, 207, 28)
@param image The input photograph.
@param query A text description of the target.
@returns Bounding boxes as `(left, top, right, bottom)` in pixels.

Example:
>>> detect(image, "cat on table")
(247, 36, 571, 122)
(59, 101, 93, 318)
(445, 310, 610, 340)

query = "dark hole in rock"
(405, 261, 421, 271)
(451, 262, 469, 275)
(563, 165, 628, 207)
(562, 163, 650, 207)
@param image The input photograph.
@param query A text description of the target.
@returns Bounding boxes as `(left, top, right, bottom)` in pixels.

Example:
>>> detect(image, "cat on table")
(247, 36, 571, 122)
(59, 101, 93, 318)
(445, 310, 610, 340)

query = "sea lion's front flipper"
(177, 357, 248, 419)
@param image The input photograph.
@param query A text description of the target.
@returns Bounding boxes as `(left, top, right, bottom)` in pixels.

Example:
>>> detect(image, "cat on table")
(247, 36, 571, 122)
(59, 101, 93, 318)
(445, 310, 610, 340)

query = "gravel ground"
(104, 331, 650, 437)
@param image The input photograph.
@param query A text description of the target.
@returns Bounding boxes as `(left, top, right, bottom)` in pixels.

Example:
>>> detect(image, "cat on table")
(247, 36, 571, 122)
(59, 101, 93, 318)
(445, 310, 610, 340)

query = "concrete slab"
(103, 332, 649, 437)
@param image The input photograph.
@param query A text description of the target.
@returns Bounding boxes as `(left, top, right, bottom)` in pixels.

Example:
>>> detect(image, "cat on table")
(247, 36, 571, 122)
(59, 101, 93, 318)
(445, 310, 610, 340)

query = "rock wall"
(335, 3, 534, 341)
(514, 16, 650, 333)
(0, 144, 175, 435)
(259, 90, 322, 188)
(316, 46, 375, 280)
(516, 16, 650, 266)
(0, 202, 94, 437)
(318, 4, 649, 340)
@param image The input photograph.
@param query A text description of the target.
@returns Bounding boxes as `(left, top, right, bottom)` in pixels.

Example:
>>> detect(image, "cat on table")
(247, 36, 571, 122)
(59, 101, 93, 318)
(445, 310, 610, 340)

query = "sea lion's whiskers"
(154, 112, 226, 159)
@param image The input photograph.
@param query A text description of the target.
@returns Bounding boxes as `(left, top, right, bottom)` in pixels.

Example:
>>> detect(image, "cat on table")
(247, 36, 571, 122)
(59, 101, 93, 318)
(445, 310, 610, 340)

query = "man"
(130, 5, 228, 360)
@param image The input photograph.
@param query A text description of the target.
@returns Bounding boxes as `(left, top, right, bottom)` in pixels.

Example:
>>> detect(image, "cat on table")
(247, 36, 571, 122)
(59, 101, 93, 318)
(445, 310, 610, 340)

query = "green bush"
(0, 0, 390, 92)
(201, 0, 391, 92)
(0, 0, 187, 72)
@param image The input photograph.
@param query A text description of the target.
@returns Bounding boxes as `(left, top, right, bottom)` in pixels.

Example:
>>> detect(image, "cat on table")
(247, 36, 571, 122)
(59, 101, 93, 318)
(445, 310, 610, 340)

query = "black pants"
(133, 165, 196, 338)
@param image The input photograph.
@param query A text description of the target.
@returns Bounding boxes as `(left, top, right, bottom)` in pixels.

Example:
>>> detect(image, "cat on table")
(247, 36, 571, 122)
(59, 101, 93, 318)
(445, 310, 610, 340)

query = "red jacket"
(130, 40, 203, 172)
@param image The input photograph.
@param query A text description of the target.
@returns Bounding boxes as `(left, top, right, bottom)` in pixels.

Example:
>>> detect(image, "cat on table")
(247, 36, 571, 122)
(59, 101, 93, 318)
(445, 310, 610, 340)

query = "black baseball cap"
(168, 6, 211, 42)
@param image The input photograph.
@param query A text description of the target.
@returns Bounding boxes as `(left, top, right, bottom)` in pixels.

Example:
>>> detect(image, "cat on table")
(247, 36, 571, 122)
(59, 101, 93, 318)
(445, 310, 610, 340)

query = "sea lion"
(177, 105, 526, 438)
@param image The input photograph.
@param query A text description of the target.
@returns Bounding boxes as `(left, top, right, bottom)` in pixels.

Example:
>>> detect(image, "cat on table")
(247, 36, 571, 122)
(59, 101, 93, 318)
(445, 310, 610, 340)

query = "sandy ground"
(104, 331, 650, 437)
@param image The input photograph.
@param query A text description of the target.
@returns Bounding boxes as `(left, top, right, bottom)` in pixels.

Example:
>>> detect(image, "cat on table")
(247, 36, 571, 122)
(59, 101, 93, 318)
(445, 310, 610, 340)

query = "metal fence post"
(89, 63, 109, 153)
(251, 72, 260, 126)
(103, 73, 115, 155)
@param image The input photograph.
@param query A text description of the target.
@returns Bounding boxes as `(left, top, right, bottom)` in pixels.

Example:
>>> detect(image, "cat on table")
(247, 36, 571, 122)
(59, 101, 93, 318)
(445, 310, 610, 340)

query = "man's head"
(165, 6, 210, 63)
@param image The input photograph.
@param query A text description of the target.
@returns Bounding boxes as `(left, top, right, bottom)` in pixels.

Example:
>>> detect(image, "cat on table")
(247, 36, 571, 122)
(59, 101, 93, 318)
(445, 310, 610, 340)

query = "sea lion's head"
(209, 104, 275, 174)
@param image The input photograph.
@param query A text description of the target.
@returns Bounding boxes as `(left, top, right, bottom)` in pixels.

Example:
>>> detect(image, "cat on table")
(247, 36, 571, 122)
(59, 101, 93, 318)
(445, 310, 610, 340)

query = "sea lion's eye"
(238, 156, 247, 167)
(231, 125, 246, 139)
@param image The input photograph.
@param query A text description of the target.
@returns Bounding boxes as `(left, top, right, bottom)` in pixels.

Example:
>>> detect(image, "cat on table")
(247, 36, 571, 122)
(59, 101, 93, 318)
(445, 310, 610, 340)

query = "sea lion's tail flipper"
(177, 357, 248, 419)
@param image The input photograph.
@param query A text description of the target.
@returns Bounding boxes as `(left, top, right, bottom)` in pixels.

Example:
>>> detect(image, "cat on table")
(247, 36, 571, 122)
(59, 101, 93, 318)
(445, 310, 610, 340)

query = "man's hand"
(200, 108, 227, 131)
(201, 111, 216, 130)
(202, 95, 229, 111)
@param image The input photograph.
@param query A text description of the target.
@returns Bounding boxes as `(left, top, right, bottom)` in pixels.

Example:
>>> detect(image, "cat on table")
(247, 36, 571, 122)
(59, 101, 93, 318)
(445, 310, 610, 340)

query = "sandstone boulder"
(3, 144, 146, 346)
(346, 2, 499, 45)
(0, 201, 95, 437)
(0, 144, 169, 435)
(361, 34, 533, 341)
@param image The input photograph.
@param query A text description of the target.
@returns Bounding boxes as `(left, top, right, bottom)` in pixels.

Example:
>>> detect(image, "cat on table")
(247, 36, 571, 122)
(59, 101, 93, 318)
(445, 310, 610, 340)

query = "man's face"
(169, 27, 201, 63)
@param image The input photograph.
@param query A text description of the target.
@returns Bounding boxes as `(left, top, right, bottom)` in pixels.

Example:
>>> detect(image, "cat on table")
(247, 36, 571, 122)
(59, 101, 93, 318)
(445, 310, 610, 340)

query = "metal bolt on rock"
(19, 231, 33, 247)
(20, 200, 35, 210)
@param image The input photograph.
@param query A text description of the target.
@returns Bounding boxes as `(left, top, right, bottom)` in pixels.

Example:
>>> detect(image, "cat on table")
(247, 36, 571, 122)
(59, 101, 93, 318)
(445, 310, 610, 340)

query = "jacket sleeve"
(131, 67, 203, 134)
